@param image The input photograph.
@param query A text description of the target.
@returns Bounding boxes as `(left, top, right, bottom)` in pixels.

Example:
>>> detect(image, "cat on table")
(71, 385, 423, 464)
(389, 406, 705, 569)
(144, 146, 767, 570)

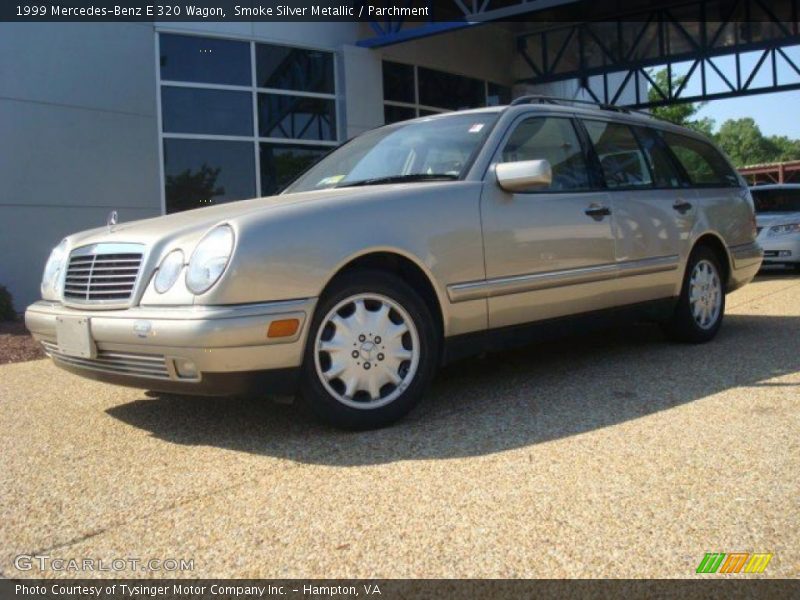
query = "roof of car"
(395, 102, 712, 146)
(412, 102, 693, 132)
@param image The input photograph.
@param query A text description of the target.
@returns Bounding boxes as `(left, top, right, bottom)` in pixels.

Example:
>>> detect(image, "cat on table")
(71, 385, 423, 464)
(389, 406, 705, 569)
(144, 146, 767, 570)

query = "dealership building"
(0, 18, 631, 308)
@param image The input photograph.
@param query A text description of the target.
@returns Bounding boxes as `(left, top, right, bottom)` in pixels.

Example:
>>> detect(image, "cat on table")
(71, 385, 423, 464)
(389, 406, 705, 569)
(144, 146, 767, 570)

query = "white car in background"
(751, 184, 800, 271)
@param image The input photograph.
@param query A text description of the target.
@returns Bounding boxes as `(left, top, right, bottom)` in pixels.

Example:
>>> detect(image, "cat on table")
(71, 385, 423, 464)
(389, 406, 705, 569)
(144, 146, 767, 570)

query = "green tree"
(769, 135, 800, 162)
(714, 118, 775, 167)
(647, 69, 715, 135)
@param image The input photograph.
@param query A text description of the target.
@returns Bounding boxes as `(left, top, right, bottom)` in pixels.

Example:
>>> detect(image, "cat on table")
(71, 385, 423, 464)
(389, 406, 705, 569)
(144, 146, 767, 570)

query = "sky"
(696, 90, 800, 139)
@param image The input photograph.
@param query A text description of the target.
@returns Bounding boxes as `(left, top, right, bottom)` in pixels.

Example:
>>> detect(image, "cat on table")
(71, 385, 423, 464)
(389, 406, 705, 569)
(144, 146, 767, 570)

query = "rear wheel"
(662, 247, 725, 343)
(300, 270, 439, 429)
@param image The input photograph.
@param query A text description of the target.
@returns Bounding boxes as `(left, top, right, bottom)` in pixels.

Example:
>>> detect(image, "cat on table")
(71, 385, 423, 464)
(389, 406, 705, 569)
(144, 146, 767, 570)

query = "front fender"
(195, 182, 488, 335)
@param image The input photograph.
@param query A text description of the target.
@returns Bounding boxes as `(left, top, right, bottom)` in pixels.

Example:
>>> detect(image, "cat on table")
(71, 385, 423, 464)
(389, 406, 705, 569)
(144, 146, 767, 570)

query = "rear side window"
(501, 117, 590, 192)
(633, 127, 685, 188)
(660, 132, 739, 187)
(582, 120, 652, 189)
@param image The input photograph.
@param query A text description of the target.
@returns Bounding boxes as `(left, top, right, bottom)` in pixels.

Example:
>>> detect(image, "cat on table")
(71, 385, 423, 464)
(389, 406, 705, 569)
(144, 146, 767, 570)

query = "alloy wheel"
(688, 259, 722, 330)
(313, 293, 420, 409)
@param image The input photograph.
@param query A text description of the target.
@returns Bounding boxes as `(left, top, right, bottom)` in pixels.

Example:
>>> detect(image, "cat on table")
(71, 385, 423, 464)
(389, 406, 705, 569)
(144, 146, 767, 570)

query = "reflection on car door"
(580, 120, 690, 304)
(659, 130, 749, 250)
(477, 114, 617, 329)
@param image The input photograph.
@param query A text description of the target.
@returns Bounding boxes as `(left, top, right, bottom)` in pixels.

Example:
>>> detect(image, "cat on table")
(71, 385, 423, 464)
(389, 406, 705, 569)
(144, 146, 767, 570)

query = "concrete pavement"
(1, 272, 798, 578)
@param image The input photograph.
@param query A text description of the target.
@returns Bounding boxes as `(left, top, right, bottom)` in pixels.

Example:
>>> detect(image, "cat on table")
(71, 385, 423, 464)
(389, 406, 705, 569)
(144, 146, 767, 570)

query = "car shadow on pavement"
(106, 313, 800, 466)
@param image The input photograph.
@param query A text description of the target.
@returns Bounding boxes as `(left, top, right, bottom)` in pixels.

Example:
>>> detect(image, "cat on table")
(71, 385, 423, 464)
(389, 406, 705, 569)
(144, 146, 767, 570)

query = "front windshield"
(285, 112, 499, 193)
(752, 188, 800, 212)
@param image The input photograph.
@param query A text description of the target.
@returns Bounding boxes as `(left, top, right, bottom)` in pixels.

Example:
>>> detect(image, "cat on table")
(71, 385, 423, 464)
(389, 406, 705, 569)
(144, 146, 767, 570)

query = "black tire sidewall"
(668, 247, 726, 343)
(299, 269, 440, 429)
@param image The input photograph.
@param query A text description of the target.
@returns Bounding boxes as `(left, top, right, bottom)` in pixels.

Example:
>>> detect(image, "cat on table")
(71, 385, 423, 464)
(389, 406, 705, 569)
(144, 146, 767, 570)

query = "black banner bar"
(1, 0, 797, 23)
(3, 579, 800, 600)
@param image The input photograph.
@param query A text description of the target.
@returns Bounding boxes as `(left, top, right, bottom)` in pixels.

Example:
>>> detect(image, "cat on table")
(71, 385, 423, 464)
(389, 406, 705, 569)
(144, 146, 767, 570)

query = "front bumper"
(24, 298, 317, 396)
(758, 235, 800, 265)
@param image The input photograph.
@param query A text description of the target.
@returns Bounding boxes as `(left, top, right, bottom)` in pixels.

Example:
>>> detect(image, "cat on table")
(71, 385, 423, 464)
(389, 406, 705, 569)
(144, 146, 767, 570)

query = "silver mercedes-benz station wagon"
(26, 97, 763, 428)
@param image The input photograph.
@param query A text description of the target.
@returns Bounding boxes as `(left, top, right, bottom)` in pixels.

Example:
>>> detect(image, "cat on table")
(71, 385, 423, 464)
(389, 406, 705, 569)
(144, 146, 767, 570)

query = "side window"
(582, 120, 652, 189)
(660, 132, 739, 187)
(501, 117, 590, 192)
(633, 127, 685, 188)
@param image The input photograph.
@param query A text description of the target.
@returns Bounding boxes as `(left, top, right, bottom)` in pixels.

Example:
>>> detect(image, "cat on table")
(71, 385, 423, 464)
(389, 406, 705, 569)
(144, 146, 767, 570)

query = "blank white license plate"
(55, 316, 96, 358)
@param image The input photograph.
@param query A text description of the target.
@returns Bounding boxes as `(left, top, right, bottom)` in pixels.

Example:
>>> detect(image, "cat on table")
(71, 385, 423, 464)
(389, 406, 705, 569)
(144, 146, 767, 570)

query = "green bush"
(0, 285, 16, 321)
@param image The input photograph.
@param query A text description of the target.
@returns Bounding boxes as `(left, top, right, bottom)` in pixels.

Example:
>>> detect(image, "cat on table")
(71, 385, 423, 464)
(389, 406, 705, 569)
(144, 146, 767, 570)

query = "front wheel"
(300, 270, 440, 429)
(662, 247, 726, 343)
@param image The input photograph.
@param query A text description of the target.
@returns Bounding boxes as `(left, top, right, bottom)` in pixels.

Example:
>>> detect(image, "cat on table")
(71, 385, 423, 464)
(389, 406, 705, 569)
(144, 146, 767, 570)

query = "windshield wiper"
(336, 173, 459, 188)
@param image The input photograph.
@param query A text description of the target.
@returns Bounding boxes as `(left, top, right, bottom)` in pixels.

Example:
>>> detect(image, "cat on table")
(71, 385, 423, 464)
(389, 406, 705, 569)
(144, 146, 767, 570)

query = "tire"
(661, 246, 726, 343)
(299, 269, 440, 429)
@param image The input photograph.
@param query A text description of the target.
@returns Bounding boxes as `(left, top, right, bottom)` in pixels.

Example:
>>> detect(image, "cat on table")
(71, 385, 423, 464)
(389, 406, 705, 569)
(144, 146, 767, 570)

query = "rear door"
(658, 130, 749, 251)
(580, 119, 689, 304)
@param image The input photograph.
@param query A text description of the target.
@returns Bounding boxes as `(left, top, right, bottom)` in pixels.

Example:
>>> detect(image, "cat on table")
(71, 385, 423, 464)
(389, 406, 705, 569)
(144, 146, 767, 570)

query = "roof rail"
(509, 95, 657, 120)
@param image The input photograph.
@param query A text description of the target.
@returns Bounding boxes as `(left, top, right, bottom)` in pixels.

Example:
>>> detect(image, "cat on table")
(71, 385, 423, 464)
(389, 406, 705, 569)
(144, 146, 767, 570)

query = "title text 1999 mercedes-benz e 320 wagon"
(26, 97, 763, 429)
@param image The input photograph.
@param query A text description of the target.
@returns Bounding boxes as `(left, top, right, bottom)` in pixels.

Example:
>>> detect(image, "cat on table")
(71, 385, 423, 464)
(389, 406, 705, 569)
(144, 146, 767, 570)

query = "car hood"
(756, 211, 800, 228)
(63, 186, 415, 249)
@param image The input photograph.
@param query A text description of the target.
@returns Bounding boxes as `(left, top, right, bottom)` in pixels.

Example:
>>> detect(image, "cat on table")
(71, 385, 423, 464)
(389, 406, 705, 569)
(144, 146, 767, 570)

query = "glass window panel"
(287, 113, 498, 193)
(501, 117, 590, 192)
(260, 143, 330, 196)
(487, 82, 511, 106)
(751, 188, 800, 213)
(382, 61, 415, 103)
(583, 120, 653, 189)
(418, 67, 485, 110)
(256, 43, 334, 94)
(258, 93, 337, 141)
(632, 127, 685, 188)
(160, 34, 251, 86)
(660, 131, 739, 186)
(161, 87, 253, 136)
(163, 139, 255, 213)
(384, 104, 416, 124)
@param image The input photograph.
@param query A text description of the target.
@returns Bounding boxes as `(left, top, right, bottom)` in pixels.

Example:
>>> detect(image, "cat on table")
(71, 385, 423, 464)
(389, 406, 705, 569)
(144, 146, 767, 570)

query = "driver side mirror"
(495, 159, 552, 192)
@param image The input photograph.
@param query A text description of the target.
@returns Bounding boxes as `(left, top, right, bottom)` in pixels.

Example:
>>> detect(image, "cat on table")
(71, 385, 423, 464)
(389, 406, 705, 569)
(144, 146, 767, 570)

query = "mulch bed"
(0, 320, 45, 364)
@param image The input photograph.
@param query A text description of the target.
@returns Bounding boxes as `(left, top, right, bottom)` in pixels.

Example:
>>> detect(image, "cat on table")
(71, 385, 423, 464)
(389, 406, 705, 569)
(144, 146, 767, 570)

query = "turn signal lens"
(268, 319, 299, 338)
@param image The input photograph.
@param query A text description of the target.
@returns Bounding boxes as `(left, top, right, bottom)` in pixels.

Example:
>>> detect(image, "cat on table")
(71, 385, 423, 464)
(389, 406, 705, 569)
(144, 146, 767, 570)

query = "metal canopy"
(356, 0, 580, 48)
(517, 0, 800, 107)
(359, 0, 800, 109)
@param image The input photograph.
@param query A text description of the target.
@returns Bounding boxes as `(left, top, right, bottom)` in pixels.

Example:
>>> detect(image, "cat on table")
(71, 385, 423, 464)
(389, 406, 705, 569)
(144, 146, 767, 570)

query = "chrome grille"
(63, 246, 143, 303)
(42, 341, 169, 380)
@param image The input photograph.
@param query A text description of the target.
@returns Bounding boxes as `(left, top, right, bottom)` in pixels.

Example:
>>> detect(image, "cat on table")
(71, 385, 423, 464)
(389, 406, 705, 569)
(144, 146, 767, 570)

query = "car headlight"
(41, 239, 68, 300)
(186, 225, 234, 295)
(769, 223, 800, 236)
(154, 249, 185, 294)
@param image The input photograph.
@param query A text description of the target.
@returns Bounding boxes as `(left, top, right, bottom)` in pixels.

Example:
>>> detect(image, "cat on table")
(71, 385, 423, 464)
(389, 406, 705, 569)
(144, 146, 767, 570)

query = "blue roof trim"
(357, 21, 475, 48)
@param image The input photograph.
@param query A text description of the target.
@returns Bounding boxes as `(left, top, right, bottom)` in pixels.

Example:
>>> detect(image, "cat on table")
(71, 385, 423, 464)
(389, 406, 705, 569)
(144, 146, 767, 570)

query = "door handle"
(673, 200, 693, 214)
(584, 204, 611, 220)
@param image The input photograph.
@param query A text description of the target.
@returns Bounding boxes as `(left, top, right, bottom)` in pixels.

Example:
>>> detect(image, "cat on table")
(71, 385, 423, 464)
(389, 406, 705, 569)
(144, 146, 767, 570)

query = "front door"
(480, 114, 617, 329)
